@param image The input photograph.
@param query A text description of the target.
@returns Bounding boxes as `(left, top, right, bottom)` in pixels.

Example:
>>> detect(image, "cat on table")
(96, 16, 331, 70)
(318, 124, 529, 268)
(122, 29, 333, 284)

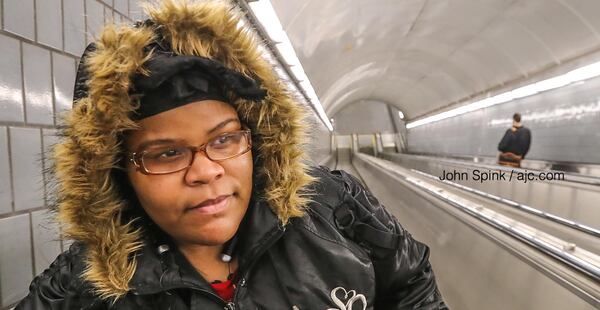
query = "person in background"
(14, 1, 447, 309)
(498, 113, 532, 168)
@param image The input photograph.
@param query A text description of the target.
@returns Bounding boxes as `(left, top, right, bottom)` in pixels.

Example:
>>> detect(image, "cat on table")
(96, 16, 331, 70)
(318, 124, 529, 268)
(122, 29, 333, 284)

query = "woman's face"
(125, 100, 253, 247)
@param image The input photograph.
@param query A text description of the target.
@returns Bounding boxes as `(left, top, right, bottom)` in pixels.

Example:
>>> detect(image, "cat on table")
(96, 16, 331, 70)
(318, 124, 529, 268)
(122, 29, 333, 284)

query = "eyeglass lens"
(140, 131, 250, 174)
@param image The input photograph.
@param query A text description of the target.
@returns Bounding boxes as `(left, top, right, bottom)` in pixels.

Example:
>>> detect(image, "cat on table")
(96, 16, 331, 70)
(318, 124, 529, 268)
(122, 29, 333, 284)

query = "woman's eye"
(146, 148, 185, 160)
(210, 133, 242, 150)
(159, 149, 181, 158)
(215, 135, 232, 145)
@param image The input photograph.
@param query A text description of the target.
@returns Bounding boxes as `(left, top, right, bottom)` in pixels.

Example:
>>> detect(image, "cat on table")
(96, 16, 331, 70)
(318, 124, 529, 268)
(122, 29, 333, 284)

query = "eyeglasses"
(129, 130, 252, 175)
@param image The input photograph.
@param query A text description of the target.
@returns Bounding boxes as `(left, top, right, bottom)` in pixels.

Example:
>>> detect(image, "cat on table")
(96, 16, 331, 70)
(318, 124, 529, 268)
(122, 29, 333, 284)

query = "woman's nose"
(183, 150, 225, 185)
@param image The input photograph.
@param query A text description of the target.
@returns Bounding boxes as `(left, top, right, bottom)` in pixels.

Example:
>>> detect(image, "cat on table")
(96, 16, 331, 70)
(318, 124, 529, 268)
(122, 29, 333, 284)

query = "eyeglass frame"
(128, 129, 252, 175)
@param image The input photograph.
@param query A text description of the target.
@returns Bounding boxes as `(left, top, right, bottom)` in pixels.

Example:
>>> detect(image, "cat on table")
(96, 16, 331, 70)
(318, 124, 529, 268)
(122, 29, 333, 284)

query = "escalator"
(330, 147, 600, 310)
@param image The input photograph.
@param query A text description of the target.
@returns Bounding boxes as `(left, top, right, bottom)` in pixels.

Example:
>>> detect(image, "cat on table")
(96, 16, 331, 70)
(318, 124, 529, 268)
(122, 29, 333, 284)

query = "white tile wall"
(86, 0, 105, 43)
(104, 4, 114, 24)
(23, 43, 53, 125)
(114, 0, 128, 15)
(63, 0, 86, 56)
(52, 52, 76, 119)
(0, 127, 11, 215)
(0, 34, 24, 122)
(36, 0, 63, 49)
(0, 214, 33, 308)
(9, 127, 43, 211)
(3, 0, 35, 40)
(31, 209, 61, 275)
(0, 2, 138, 307)
(129, 0, 144, 21)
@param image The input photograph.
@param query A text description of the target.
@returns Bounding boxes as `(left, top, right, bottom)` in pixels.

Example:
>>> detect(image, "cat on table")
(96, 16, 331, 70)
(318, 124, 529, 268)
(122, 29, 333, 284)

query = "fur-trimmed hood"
(52, 0, 315, 300)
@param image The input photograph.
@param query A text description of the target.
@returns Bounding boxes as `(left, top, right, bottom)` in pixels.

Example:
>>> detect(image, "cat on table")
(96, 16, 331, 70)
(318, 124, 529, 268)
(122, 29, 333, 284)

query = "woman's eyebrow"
(136, 139, 181, 151)
(134, 118, 240, 151)
(207, 118, 240, 134)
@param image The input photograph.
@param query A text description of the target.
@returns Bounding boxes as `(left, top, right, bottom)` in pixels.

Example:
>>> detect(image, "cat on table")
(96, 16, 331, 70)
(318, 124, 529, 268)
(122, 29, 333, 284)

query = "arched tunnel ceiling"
(269, 0, 600, 120)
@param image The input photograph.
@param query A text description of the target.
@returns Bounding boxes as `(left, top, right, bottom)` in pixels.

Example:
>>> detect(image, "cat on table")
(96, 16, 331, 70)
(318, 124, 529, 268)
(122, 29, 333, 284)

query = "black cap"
(129, 49, 266, 119)
(73, 33, 267, 120)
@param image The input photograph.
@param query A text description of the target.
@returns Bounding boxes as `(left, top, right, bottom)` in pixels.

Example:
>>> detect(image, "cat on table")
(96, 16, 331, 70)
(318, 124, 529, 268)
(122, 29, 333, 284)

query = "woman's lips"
(189, 195, 231, 214)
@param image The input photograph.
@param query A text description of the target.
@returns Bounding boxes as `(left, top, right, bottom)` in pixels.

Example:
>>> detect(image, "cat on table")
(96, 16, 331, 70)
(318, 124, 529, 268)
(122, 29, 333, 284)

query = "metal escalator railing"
(409, 169, 600, 238)
(391, 152, 600, 186)
(359, 153, 600, 282)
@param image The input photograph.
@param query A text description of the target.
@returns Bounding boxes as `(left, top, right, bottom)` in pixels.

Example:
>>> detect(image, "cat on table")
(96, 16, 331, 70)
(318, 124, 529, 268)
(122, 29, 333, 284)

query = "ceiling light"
(248, 0, 333, 131)
(407, 60, 600, 129)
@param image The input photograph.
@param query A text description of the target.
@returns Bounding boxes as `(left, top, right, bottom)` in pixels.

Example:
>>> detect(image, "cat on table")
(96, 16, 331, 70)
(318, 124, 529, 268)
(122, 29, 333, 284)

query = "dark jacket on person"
(498, 126, 531, 158)
(16, 166, 447, 309)
(15, 1, 446, 309)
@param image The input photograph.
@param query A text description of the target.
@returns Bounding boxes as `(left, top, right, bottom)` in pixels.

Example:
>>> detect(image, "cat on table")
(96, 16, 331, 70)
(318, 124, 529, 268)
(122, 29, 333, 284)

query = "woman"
(16, 1, 447, 309)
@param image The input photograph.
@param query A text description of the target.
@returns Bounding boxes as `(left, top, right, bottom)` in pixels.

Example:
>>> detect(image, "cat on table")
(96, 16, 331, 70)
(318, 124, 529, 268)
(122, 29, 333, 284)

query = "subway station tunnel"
(0, 0, 599, 309)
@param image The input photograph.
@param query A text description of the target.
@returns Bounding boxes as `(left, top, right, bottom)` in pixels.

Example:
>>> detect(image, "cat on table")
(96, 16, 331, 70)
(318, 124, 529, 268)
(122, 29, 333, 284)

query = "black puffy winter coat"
(16, 1, 447, 308)
(16, 166, 447, 310)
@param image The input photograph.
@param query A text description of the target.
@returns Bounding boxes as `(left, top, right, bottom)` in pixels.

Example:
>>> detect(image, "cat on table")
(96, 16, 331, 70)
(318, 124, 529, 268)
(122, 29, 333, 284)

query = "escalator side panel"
(349, 156, 599, 310)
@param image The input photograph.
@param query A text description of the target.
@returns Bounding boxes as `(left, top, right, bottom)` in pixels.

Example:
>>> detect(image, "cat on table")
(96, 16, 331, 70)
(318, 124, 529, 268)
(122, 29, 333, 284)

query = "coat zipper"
(224, 302, 236, 310)
(152, 246, 239, 309)
(196, 287, 237, 310)
(161, 284, 235, 309)
(231, 226, 286, 304)
(151, 227, 285, 309)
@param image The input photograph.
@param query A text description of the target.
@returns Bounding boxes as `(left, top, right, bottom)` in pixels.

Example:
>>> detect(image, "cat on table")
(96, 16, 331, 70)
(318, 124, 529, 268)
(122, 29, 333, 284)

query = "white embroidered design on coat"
(326, 286, 367, 310)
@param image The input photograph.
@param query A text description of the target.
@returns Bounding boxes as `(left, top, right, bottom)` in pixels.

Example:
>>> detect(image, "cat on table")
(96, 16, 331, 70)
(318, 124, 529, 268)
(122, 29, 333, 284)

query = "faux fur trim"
(52, 0, 315, 300)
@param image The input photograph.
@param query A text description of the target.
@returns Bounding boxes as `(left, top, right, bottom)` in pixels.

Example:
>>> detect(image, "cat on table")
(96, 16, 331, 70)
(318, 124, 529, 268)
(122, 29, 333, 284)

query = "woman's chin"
(190, 222, 239, 245)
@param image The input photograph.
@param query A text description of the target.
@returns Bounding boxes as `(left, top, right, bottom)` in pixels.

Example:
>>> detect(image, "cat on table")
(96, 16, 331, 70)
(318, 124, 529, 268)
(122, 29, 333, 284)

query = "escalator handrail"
(359, 153, 600, 282)
(413, 152, 600, 180)
(386, 152, 600, 187)
(409, 169, 600, 238)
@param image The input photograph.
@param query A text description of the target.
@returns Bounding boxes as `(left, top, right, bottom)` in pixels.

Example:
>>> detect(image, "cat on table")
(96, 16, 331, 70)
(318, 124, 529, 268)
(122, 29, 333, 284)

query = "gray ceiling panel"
(270, 0, 600, 120)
